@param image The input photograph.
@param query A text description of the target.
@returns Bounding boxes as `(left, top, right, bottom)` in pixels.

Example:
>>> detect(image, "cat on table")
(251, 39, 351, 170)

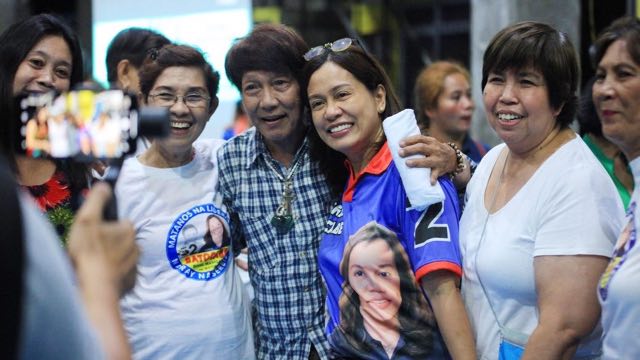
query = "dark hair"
(590, 16, 640, 69)
(337, 221, 436, 357)
(414, 60, 471, 128)
(105, 27, 171, 85)
(139, 44, 220, 107)
(225, 23, 308, 90)
(301, 41, 401, 197)
(577, 77, 601, 137)
(481, 21, 579, 128)
(0, 14, 83, 172)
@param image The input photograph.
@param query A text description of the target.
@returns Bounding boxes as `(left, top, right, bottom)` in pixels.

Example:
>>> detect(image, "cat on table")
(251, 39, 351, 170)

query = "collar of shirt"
(245, 128, 310, 172)
(343, 142, 392, 202)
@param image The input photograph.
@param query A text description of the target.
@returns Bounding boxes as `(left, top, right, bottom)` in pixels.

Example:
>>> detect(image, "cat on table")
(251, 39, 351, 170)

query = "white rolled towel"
(382, 109, 444, 210)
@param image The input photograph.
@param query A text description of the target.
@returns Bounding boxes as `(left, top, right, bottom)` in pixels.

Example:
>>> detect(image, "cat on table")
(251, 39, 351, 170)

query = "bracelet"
(447, 142, 466, 180)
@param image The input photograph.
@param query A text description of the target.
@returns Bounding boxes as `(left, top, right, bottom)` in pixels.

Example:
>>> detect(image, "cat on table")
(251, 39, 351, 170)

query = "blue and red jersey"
(318, 143, 462, 358)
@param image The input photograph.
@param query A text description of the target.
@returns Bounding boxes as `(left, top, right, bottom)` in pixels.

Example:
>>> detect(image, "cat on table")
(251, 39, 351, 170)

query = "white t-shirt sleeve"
(533, 146, 624, 257)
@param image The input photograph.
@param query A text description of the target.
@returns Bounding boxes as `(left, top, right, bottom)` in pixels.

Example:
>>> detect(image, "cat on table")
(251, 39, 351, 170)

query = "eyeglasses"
(148, 92, 211, 108)
(303, 38, 355, 61)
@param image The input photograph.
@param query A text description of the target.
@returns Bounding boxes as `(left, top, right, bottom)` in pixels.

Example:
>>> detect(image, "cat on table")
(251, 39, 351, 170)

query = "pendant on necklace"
(271, 179, 295, 232)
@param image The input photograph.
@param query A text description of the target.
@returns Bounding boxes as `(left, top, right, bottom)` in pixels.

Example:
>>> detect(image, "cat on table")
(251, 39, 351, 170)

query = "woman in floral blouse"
(0, 14, 90, 244)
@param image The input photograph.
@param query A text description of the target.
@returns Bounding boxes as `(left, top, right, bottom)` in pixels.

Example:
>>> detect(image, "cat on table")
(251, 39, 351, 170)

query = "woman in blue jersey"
(301, 38, 475, 359)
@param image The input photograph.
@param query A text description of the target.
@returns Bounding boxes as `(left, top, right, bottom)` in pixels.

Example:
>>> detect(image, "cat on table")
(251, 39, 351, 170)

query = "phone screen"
(18, 90, 138, 160)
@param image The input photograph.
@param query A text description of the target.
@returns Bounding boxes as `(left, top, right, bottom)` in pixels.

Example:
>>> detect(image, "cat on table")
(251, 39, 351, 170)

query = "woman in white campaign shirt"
(115, 44, 253, 359)
(591, 16, 640, 360)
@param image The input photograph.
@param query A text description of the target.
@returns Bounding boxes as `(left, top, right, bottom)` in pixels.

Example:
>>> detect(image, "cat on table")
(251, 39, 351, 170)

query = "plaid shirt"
(217, 128, 331, 359)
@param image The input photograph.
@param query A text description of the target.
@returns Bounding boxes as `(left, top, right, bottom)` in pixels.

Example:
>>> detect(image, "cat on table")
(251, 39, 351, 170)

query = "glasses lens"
(185, 94, 208, 108)
(151, 93, 176, 107)
(303, 46, 325, 61)
(331, 38, 353, 52)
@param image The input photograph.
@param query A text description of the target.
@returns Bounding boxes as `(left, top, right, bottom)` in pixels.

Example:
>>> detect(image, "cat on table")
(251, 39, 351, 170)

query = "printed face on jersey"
(348, 238, 402, 324)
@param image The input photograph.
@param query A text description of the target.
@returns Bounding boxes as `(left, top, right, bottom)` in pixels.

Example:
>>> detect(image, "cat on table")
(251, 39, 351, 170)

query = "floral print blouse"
(24, 170, 87, 245)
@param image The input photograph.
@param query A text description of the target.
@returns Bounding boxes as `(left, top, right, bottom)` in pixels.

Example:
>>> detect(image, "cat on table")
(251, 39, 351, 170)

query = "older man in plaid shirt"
(219, 24, 331, 359)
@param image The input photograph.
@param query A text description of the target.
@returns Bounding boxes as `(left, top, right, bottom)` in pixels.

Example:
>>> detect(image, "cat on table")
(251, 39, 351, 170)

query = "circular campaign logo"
(166, 203, 231, 281)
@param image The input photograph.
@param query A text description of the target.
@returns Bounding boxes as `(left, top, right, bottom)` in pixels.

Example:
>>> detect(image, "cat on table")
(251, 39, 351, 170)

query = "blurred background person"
(24, 106, 51, 157)
(104, 27, 171, 159)
(0, 13, 91, 244)
(414, 60, 490, 163)
(222, 99, 251, 140)
(460, 21, 624, 359)
(105, 27, 171, 94)
(591, 16, 640, 360)
(578, 76, 633, 209)
(115, 44, 254, 359)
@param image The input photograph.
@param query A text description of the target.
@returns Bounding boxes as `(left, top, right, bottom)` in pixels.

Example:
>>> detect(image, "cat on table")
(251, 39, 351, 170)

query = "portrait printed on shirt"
(599, 201, 637, 300)
(166, 203, 231, 281)
(329, 221, 437, 359)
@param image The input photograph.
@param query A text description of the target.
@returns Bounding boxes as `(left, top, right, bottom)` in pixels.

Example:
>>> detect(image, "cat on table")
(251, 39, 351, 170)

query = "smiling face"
(13, 35, 72, 96)
(307, 61, 386, 170)
(240, 70, 306, 152)
(427, 73, 475, 138)
(482, 67, 560, 154)
(146, 66, 214, 155)
(347, 238, 402, 325)
(593, 39, 640, 160)
(207, 216, 225, 247)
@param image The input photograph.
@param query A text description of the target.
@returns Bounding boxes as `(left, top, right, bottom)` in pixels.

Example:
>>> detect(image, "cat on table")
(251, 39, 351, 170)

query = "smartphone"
(17, 89, 140, 160)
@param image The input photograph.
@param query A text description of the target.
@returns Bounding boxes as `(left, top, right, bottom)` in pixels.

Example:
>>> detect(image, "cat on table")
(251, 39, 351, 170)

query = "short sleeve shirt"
(116, 139, 254, 359)
(217, 128, 332, 359)
(318, 143, 462, 359)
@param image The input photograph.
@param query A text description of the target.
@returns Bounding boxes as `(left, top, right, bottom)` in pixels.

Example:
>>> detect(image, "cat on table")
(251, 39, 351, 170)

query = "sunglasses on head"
(303, 38, 357, 61)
